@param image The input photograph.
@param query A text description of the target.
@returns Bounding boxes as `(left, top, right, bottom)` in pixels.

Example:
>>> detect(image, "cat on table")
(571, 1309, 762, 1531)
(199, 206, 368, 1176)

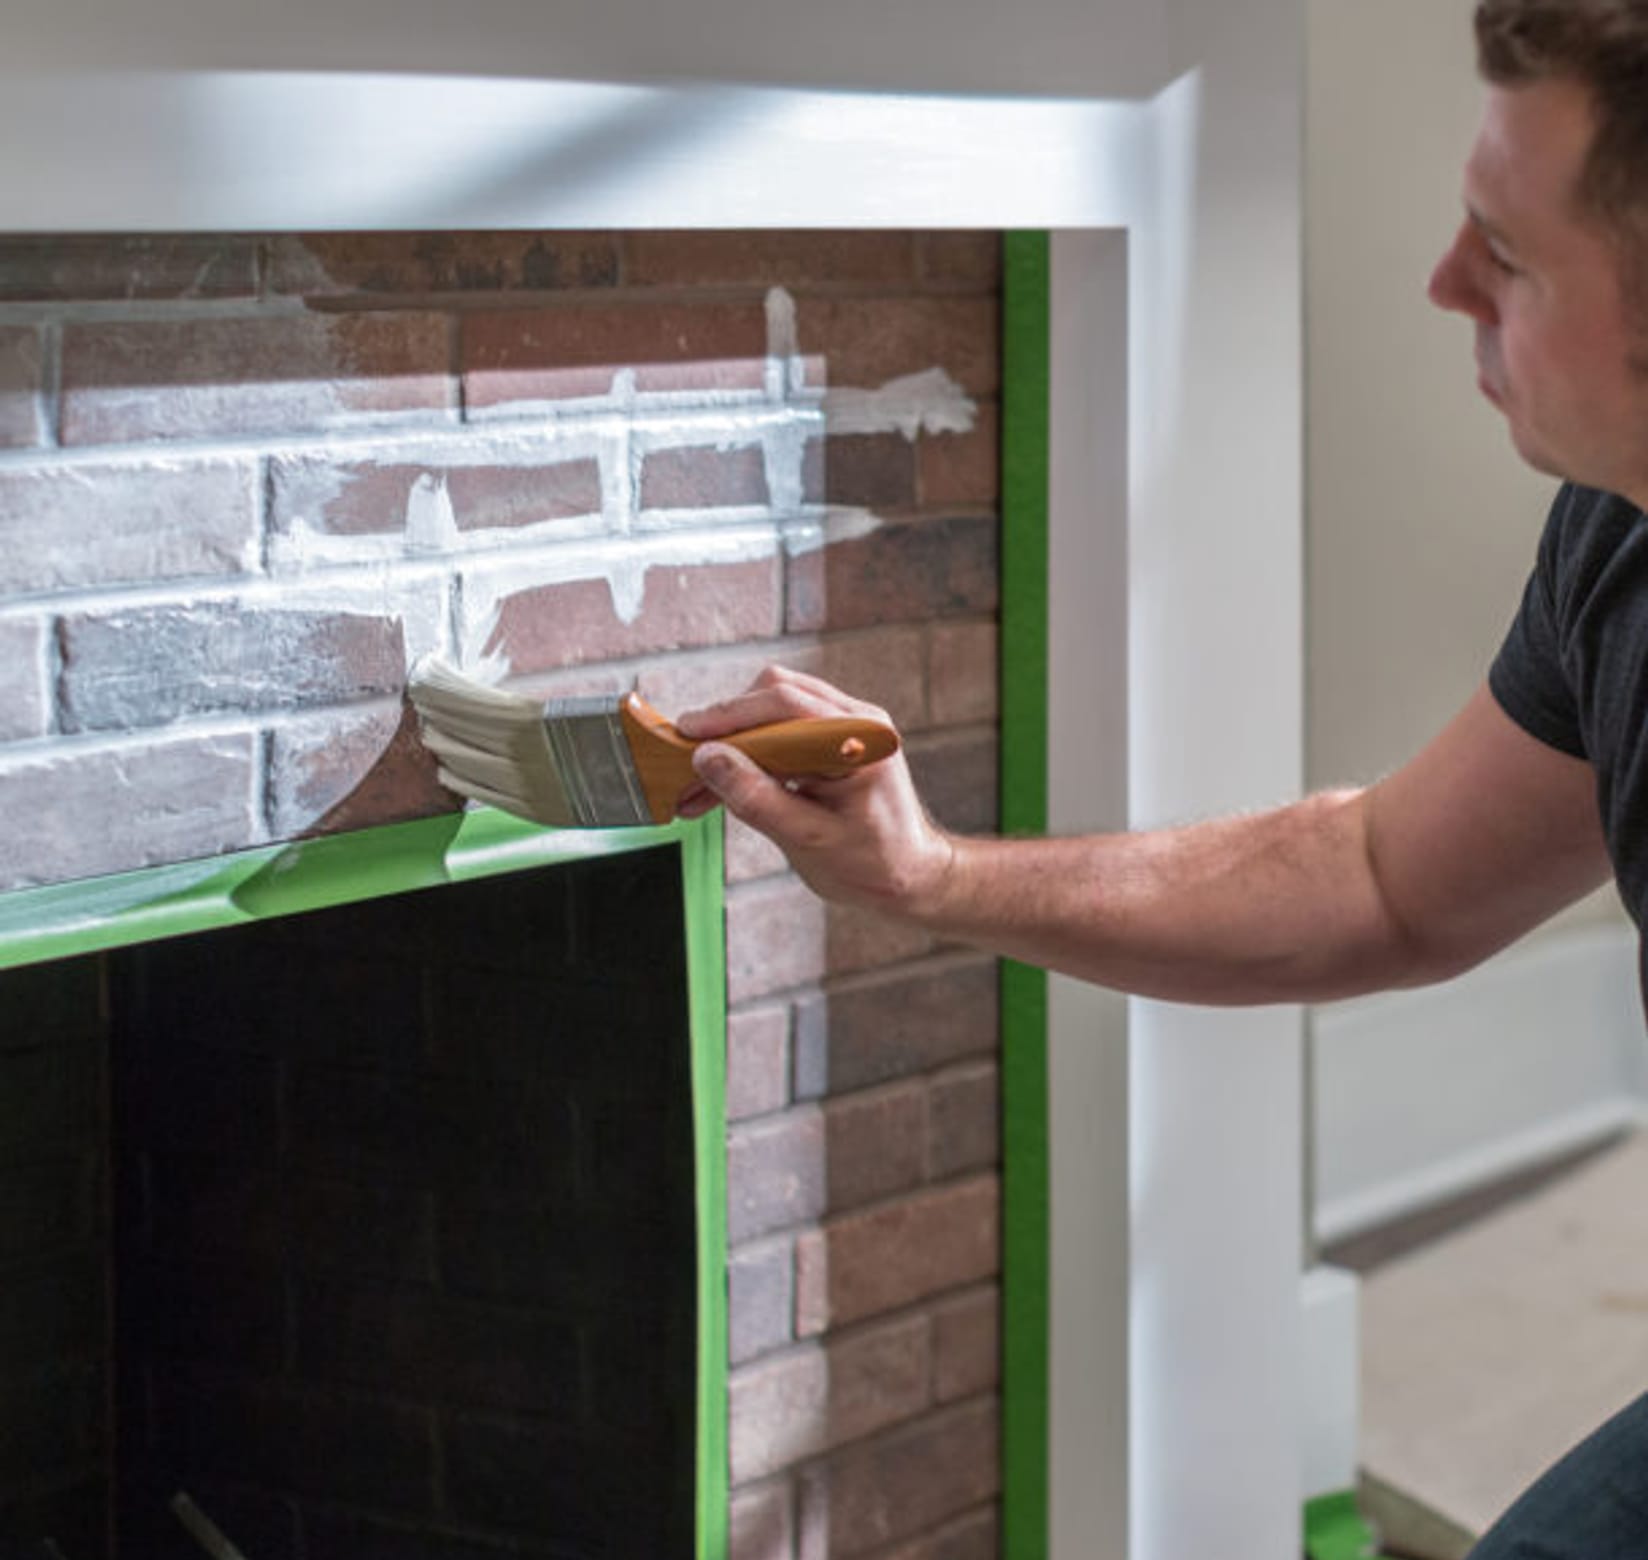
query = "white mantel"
(0, 3, 1307, 1555)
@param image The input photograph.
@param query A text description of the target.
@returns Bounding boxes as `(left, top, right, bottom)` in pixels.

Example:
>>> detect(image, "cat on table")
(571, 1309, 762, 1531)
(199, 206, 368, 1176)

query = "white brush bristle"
(407, 656, 576, 826)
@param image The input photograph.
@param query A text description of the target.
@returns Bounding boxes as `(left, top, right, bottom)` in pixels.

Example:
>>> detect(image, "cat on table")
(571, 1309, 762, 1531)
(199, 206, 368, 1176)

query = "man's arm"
(679, 671, 1612, 1006)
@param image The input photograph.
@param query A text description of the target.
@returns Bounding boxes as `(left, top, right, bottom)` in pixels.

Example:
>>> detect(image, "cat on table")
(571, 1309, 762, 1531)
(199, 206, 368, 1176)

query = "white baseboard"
(1311, 923, 1643, 1246)
(1301, 1264, 1360, 1499)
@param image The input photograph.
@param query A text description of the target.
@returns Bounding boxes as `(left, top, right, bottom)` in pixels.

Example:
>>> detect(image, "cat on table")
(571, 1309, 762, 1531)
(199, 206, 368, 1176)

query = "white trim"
(0, 11, 1307, 1551)
(1046, 230, 1131, 1560)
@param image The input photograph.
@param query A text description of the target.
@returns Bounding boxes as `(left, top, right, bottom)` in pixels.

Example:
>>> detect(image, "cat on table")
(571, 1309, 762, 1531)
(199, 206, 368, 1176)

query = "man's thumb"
(691, 741, 758, 799)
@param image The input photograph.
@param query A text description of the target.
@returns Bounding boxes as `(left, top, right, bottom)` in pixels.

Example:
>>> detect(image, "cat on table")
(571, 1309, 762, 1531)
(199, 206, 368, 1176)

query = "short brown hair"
(1474, 0, 1648, 241)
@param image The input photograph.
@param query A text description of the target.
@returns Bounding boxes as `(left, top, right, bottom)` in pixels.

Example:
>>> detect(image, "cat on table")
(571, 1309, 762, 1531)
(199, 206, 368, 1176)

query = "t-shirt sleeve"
(1488, 486, 1587, 759)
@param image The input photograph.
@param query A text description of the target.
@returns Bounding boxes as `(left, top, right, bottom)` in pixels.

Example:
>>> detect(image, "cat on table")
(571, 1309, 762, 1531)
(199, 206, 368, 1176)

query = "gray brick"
(0, 619, 46, 743)
(0, 326, 42, 448)
(0, 457, 258, 596)
(0, 737, 256, 891)
(729, 1237, 794, 1365)
(58, 605, 406, 731)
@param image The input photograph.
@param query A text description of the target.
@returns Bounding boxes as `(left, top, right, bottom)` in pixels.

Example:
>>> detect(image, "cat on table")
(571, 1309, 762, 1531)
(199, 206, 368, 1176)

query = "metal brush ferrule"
(541, 698, 652, 827)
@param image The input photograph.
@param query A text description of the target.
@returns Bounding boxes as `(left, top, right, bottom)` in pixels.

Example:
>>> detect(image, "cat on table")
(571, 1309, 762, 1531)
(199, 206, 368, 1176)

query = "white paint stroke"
(825, 367, 976, 440)
(456, 524, 785, 666)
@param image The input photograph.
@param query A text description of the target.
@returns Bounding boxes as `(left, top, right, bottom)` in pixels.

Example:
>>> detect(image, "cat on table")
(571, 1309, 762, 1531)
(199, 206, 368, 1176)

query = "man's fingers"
(677, 686, 836, 738)
(677, 668, 890, 738)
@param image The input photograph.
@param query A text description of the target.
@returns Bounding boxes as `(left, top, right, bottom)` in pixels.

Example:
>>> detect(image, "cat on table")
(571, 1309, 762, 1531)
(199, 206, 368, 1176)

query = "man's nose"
(1428, 224, 1491, 322)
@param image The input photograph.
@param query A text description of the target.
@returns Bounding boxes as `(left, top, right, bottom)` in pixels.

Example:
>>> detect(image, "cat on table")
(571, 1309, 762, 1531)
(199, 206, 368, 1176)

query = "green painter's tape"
(1001, 229, 1052, 1560)
(1304, 1490, 1388, 1560)
(683, 808, 730, 1559)
(0, 806, 730, 1560)
(0, 809, 685, 971)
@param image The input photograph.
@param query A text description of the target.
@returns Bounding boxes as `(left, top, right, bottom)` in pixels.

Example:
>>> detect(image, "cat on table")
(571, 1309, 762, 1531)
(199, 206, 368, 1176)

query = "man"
(679, 1, 1648, 1552)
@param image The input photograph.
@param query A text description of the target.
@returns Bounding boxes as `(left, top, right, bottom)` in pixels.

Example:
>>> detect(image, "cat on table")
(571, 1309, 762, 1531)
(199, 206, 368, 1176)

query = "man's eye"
(1486, 245, 1521, 276)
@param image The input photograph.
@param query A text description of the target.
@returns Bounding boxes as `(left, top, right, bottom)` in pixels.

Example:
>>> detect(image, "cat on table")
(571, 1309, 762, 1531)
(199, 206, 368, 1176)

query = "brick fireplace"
(0, 232, 1005, 1559)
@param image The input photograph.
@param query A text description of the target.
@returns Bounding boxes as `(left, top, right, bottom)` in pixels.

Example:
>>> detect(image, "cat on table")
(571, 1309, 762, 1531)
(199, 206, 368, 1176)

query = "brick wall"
(0, 231, 1004, 1559)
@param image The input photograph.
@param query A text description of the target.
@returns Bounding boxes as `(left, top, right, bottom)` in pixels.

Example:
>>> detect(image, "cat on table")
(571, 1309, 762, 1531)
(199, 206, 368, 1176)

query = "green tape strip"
(0, 806, 731, 1559)
(1304, 1490, 1386, 1560)
(1000, 228, 1052, 1560)
(683, 809, 731, 1560)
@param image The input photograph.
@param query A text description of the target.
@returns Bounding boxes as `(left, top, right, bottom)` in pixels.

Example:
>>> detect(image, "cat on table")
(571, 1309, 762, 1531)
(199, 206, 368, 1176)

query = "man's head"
(1427, 1, 1648, 502)
(1475, 0, 1648, 267)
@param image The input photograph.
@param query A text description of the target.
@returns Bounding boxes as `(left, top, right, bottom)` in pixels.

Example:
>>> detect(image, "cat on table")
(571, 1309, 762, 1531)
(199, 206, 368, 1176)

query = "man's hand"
(676, 666, 956, 920)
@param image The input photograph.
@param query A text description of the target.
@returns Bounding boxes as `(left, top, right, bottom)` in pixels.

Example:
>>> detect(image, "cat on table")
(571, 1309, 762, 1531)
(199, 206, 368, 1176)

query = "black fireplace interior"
(0, 844, 699, 1559)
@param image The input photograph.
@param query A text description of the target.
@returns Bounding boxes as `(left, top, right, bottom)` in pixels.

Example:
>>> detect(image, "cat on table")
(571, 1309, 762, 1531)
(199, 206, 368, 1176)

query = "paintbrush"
(407, 656, 899, 828)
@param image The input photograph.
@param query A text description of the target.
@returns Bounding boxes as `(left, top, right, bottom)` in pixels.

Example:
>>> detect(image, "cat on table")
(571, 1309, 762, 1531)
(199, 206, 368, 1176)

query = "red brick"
(787, 513, 997, 634)
(640, 443, 770, 511)
(729, 1237, 794, 1366)
(463, 301, 767, 410)
(0, 327, 42, 448)
(727, 1004, 790, 1121)
(802, 433, 918, 510)
(868, 1506, 999, 1560)
(797, 1400, 999, 1557)
(793, 298, 998, 394)
(727, 1108, 825, 1244)
(905, 728, 997, 836)
(925, 623, 997, 728)
(0, 235, 258, 301)
(267, 232, 619, 296)
(731, 1316, 931, 1483)
(731, 1478, 796, 1560)
(793, 955, 999, 1099)
(60, 313, 453, 444)
(795, 1176, 998, 1334)
(928, 1062, 999, 1181)
(0, 736, 256, 891)
(918, 412, 999, 508)
(825, 903, 934, 979)
(727, 876, 828, 1004)
(917, 234, 1004, 292)
(0, 457, 257, 596)
(825, 1313, 932, 1451)
(58, 605, 406, 732)
(0, 619, 47, 743)
(266, 702, 453, 841)
(624, 232, 917, 289)
(635, 648, 790, 717)
(269, 449, 603, 542)
(483, 553, 782, 675)
(822, 1082, 927, 1213)
(930, 1287, 999, 1405)
(808, 631, 927, 734)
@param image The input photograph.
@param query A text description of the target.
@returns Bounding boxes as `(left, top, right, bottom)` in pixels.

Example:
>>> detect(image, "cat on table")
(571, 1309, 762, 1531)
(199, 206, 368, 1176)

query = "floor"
(1320, 1130, 1648, 1558)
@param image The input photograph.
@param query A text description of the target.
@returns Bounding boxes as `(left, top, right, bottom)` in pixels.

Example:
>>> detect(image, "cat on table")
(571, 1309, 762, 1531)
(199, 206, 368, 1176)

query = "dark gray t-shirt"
(1489, 482, 1648, 937)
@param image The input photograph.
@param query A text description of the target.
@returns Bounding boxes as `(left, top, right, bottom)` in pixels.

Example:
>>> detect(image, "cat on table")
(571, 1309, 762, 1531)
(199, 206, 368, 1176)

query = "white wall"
(1306, 0, 1554, 790)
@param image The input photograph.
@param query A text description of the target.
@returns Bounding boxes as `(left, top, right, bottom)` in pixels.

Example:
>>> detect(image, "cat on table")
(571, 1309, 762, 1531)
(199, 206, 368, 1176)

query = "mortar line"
(254, 726, 275, 843)
(0, 399, 823, 473)
(38, 317, 62, 450)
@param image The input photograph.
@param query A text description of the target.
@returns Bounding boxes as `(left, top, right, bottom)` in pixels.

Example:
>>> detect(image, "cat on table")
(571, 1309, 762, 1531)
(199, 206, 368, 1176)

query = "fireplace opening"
(0, 831, 720, 1560)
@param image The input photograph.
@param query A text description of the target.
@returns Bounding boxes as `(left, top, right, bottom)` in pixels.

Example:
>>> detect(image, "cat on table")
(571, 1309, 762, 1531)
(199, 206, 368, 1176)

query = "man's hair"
(1474, 0, 1648, 245)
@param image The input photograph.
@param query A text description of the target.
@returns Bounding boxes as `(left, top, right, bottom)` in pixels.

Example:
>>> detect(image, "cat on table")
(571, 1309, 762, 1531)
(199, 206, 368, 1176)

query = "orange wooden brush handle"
(620, 694, 899, 823)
